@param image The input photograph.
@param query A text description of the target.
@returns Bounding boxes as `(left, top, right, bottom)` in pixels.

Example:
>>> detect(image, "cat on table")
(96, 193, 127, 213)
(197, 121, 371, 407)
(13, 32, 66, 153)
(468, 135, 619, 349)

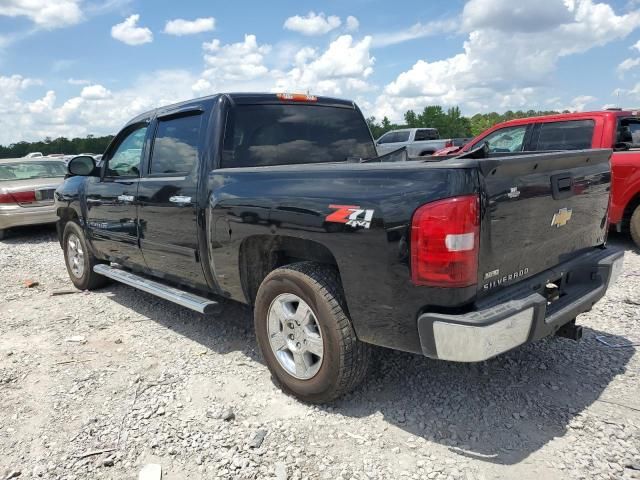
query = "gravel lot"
(1, 225, 639, 480)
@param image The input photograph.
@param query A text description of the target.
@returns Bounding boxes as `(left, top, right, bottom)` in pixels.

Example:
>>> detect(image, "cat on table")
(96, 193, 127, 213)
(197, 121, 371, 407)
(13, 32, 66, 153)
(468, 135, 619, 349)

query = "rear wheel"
(254, 262, 370, 403)
(631, 205, 640, 249)
(62, 221, 109, 290)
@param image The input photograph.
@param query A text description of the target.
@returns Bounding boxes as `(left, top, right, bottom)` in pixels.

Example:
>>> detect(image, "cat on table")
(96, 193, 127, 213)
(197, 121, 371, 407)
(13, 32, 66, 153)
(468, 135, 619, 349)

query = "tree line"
(366, 106, 568, 140)
(0, 105, 569, 158)
(0, 135, 114, 159)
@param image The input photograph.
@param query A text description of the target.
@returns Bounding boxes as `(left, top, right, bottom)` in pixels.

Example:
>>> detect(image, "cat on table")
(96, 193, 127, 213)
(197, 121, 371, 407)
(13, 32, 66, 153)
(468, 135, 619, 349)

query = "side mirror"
(68, 156, 97, 176)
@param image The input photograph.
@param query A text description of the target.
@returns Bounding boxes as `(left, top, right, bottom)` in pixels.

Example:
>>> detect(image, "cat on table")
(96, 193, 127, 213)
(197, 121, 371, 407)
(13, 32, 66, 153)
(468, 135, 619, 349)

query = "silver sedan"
(0, 158, 67, 239)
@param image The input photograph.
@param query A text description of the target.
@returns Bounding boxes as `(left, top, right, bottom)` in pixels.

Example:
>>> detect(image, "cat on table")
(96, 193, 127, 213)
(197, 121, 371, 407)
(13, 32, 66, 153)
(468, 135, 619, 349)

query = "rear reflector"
(410, 195, 480, 287)
(0, 190, 36, 204)
(276, 93, 318, 102)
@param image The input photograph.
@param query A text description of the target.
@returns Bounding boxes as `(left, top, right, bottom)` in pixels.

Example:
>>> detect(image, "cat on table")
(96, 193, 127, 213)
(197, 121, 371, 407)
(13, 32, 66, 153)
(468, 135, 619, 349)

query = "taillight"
(410, 195, 480, 287)
(0, 190, 36, 204)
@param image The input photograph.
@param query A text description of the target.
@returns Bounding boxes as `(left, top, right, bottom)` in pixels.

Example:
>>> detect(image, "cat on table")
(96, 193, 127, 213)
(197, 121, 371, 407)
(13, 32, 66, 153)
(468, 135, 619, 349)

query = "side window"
(150, 114, 201, 175)
(534, 120, 594, 150)
(478, 125, 527, 153)
(617, 118, 640, 147)
(105, 126, 148, 177)
(377, 132, 392, 144)
(414, 129, 438, 141)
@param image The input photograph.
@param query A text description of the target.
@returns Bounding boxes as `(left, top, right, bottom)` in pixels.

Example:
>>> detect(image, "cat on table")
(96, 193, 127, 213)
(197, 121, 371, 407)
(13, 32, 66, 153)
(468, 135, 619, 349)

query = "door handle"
(169, 196, 192, 205)
(551, 174, 574, 200)
(117, 194, 135, 202)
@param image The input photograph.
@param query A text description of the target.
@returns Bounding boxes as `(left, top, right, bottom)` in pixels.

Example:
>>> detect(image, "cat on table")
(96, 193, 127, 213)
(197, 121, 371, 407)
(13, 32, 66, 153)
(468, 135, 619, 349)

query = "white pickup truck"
(375, 128, 471, 157)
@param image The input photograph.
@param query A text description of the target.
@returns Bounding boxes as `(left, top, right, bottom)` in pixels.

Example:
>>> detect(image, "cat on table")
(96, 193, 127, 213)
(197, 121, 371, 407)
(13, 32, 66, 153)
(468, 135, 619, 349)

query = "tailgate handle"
(551, 173, 574, 200)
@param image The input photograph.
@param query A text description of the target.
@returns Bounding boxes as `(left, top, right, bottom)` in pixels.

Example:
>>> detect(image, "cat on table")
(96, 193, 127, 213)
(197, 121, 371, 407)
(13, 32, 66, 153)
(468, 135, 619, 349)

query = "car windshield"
(0, 161, 67, 181)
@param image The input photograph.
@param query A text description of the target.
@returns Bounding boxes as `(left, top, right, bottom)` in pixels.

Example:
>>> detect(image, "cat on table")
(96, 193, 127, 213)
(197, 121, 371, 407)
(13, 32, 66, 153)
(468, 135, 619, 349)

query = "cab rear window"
(221, 104, 376, 168)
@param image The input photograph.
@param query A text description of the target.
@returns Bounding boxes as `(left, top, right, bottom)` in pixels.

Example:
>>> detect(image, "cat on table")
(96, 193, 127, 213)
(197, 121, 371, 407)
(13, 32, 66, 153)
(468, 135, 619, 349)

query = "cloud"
(346, 16, 359, 32)
(562, 95, 598, 111)
(111, 14, 153, 45)
(67, 78, 91, 85)
(275, 35, 375, 96)
(375, 0, 640, 120)
(284, 12, 341, 36)
(0, 0, 83, 29)
(371, 19, 458, 48)
(618, 57, 640, 76)
(164, 17, 215, 36)
(80, 84, 112, 100)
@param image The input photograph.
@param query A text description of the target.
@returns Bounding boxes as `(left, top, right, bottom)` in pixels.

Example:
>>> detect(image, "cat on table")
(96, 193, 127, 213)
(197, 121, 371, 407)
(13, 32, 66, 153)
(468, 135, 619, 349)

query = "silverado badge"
(551, 207, 572, 228)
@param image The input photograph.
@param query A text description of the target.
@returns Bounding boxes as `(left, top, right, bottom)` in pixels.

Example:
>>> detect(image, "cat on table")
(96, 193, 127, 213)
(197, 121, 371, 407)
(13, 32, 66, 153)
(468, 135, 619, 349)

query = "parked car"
(375, 128, 471, 156)
(0, 158, 67, 239)
(23, 152, 44, 158)
(433, 109, 640, 248)
(55, 93, 622, 403)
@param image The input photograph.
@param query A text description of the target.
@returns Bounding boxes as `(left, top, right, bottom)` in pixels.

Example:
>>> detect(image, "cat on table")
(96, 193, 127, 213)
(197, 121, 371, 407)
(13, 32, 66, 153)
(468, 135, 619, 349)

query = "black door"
(137, 111, 207, 289)
(86, 123, 149, 268)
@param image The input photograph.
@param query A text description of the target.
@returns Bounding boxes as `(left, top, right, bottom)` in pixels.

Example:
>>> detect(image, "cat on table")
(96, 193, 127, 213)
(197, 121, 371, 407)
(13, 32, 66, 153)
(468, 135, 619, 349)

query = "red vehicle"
(435, 109, 640, 247)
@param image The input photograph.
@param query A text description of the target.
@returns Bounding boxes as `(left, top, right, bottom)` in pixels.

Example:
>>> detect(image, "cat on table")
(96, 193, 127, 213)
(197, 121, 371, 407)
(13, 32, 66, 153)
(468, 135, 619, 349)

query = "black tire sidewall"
(631, 206, 640, 249)
(62, 221, 95, 290)
(255, 268, 345, 401)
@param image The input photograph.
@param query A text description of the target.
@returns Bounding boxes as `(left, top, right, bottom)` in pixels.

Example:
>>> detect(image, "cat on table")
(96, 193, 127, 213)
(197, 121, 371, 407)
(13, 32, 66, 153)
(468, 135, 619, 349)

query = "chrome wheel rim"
(267, 293, 324, 380)
(67, 233, 85, 279)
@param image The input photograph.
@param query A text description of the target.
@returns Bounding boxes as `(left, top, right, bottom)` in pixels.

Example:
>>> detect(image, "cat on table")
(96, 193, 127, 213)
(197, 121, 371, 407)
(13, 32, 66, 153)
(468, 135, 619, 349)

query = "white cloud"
(375, 0, 640, 120)
(618, 57, 640, 76)
(0, 0, 83, 29)
(633, 39, 640, 51)
(562, 95, 598, 111)
(284, 12, 341, 36)
(80, 84, 112, 100)
(275, 35, 375, 95)
(67, 78, 90, 85)
(164, 17, 215, 36)
(111, 14, 153, 45)
(371, 19, 458, 48)
(346, 16, 359, 32)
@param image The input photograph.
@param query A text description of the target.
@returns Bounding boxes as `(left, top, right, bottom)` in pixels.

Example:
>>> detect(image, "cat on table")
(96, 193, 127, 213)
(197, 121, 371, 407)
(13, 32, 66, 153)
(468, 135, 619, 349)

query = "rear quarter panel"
(207, 162, 479, 353)
(609, 151, 640, 224)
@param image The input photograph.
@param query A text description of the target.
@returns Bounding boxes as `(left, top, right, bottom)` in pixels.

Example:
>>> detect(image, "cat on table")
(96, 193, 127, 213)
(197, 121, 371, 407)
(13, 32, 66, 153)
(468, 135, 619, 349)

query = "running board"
(93, 264, 219, 314)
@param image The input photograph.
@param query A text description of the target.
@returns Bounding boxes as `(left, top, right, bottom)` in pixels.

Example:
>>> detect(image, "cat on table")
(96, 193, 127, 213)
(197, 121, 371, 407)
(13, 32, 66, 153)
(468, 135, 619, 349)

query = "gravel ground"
(0, 225, 639, 480)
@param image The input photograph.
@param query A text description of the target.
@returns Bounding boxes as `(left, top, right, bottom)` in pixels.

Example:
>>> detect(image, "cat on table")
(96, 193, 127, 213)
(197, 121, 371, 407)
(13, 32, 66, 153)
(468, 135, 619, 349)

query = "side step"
(94, 264, 219, 314)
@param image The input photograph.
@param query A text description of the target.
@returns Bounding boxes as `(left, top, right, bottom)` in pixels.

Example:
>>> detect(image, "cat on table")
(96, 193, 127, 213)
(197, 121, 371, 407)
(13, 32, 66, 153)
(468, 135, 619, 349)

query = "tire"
(254, 262, 370, 403)
(631, 205, 640, 249)
(62, 221, 109, 290)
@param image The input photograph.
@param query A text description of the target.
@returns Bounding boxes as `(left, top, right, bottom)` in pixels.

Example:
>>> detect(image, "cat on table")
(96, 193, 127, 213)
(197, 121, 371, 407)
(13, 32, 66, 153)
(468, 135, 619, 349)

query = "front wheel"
(62, 221, 109, 290)
(630, 205, 640, 249)
(254, 262, 370, 403)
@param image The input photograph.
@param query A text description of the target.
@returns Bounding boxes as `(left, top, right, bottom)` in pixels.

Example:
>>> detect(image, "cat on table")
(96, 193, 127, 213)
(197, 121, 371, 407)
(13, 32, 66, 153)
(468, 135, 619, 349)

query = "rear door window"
(414, 129, 438, 141)
(149, 114, 201, 175)
(378, 131, 410, 144)
(617, 117, 640, 147)
(533, 120, 594, 150)
(222, 104, 376, 168)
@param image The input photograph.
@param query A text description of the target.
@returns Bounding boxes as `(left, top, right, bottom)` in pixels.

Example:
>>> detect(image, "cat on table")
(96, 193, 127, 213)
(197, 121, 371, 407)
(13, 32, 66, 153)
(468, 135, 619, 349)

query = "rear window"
(0, 161, 66, 181)
(534, 120, 594, 150)
(414, 129, 438, 141)
(221, 104, 376, 168)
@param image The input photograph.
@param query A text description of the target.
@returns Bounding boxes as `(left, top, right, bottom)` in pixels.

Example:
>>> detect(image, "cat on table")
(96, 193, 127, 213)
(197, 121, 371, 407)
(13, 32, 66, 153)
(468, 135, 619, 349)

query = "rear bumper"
(417, 248, 624, 362)
(0, 204, 58, 230)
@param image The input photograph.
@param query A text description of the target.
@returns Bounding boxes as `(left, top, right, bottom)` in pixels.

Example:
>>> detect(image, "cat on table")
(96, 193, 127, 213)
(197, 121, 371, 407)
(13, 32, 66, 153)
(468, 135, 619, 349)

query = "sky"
(1, 0, 640, 145)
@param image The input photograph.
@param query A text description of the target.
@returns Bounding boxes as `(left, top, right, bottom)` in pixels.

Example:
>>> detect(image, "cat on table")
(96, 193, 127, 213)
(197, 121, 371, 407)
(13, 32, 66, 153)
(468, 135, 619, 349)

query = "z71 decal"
(326, 204, 374, 229)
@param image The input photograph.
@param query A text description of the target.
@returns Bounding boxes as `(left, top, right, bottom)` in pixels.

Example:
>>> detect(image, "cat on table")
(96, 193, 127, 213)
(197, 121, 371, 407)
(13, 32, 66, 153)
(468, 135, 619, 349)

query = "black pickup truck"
(55, 93, 623, 403)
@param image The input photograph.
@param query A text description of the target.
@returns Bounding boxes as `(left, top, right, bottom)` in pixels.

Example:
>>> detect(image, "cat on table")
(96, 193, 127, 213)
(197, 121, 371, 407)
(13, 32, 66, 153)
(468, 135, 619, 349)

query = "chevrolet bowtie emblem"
(551, 207, 572, 227)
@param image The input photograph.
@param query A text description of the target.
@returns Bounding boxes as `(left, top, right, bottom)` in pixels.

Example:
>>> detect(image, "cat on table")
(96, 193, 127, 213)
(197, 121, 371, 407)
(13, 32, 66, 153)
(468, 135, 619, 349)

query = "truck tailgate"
(478, 149, 611, 295)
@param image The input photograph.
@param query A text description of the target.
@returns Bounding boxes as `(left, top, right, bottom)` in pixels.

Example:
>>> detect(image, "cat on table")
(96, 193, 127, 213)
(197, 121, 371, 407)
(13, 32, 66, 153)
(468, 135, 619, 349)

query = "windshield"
(222, 104, 376, 168)
(0, 161, 67, 182)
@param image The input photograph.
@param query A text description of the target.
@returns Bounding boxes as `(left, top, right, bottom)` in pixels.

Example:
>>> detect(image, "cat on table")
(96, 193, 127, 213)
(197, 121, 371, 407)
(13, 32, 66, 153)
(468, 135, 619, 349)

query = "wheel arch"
(622, 192, 640, 230)
(238, 235, 342, 307)
(55, 206, 80, 246)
